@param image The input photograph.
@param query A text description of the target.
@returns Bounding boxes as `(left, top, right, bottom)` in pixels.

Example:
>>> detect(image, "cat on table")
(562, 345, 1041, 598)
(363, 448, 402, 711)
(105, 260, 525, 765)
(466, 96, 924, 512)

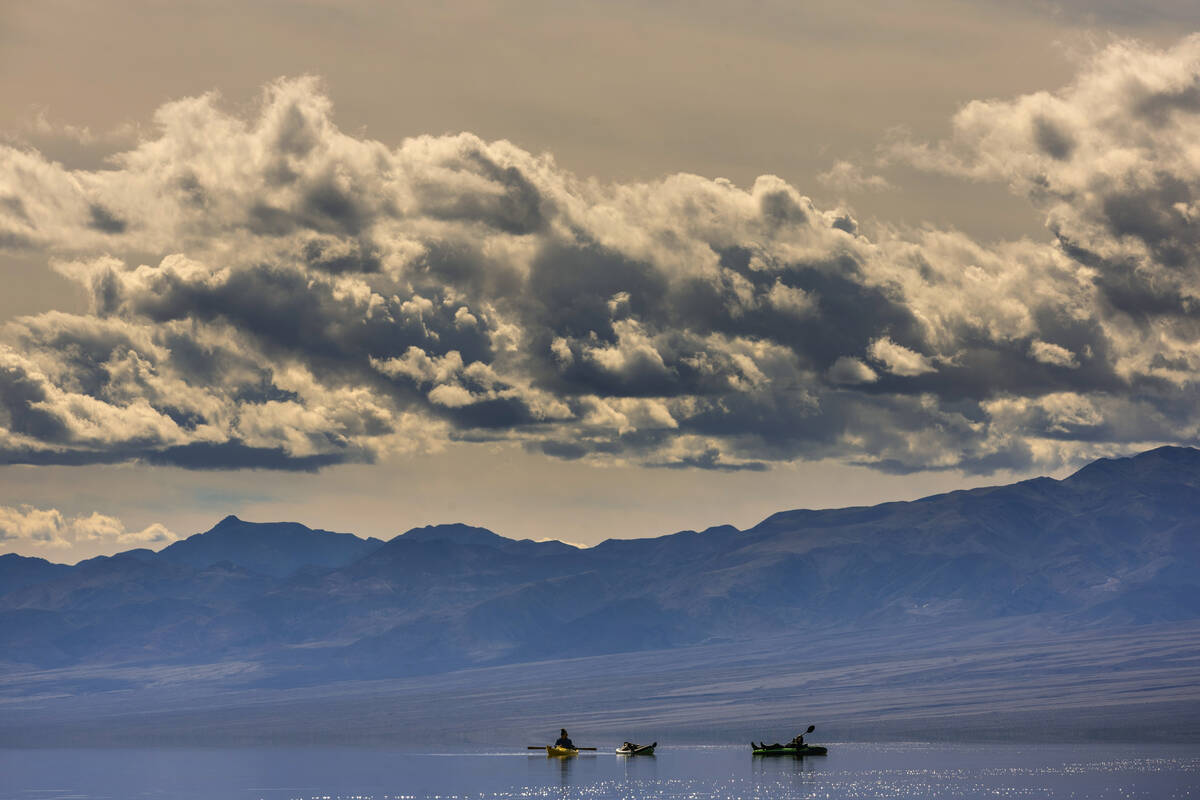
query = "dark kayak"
(751, 743, 828, 756)
(615, 741, 656, 755)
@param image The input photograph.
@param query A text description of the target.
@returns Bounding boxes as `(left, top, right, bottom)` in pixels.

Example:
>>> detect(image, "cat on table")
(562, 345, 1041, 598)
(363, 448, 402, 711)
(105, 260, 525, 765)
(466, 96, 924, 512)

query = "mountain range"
(3, 445, 1199, 677)
(1, 446, 1199, 743)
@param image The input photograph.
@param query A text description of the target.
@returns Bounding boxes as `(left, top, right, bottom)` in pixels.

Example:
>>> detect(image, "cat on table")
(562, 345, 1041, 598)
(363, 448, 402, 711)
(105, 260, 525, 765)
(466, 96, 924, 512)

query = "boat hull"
(751, 745, 828, 756)
(545, 745, 579, 757)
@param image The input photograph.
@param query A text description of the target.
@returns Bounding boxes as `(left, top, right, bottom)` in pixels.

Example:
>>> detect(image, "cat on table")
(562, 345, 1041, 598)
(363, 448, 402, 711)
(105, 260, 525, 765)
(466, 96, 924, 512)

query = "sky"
(3, 1, 1200, 560)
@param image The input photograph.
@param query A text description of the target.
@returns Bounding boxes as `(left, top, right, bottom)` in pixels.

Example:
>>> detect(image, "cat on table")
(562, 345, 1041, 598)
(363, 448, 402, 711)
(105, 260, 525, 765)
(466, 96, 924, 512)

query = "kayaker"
(555, 729, 575, 749)
(789, 724, 815, 747)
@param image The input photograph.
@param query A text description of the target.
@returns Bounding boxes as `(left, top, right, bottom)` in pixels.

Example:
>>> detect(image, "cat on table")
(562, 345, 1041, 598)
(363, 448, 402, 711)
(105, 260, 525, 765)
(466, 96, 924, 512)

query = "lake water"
(0, 743, 1196, 800)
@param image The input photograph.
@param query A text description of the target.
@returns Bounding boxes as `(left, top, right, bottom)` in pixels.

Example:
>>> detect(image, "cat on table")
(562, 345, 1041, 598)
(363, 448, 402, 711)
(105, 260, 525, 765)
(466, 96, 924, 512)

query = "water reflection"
(618, 752, 658, 782)
(751, 752, 822, 778)
(553, 751, 573, 786)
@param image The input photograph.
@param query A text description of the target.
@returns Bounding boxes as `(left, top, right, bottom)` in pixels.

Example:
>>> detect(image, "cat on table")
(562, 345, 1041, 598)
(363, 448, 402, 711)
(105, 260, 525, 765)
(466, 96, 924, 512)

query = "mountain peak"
(157, 517, 383, 577)
(395, 523, 507, 546)
(379, 523, 581, 557)
(1065, 445, 1200, 488)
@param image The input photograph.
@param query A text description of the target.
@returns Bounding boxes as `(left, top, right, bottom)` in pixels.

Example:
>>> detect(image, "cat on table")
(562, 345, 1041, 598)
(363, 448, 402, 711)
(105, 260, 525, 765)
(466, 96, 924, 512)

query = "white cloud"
(0, 504, 177, 551)
(1029, 340, 1080, 368)
(867, 337, 937, 376)
(817, 160, 893, 193)
(428, 383, 476, 408)
(827, 356, 879, 385)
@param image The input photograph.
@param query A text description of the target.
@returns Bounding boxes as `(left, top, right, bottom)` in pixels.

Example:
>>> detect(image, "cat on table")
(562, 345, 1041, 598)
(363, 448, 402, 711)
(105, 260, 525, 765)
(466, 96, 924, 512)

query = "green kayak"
(751, 743, 828, 756)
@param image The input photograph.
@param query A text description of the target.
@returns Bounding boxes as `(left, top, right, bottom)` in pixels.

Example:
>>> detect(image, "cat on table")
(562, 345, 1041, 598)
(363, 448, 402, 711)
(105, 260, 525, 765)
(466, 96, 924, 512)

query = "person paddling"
(788, 724, 815, 747)
(555, 729, 575, 749)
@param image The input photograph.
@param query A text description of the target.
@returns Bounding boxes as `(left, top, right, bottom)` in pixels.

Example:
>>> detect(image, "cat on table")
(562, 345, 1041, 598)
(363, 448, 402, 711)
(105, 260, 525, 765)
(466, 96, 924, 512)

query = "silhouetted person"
(555, 729, 574, 748)
(788, 725, 815, 747)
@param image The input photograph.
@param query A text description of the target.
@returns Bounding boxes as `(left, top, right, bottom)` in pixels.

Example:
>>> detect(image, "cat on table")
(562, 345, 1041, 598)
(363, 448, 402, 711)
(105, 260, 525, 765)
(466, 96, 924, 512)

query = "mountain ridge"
(0, 446, 1197, 682)
(156, 515, 386, 577)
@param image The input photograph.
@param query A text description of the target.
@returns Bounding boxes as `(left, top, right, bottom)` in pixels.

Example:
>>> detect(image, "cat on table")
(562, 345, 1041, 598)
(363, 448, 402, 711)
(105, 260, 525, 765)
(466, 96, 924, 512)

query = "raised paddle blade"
(806, 725, 815, 733)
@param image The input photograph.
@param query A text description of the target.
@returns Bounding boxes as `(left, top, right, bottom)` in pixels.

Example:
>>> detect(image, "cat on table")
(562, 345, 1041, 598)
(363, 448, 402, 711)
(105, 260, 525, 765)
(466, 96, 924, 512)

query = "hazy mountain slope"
(0, 553, 70, 595)
(0, 551, 279, 668)
(3, 620, 1197, 745)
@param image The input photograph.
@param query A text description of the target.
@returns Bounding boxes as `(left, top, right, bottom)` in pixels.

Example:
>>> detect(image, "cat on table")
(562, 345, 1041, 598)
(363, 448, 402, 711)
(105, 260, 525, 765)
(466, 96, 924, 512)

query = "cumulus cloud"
(2, 48, 1200, 475)
(0, 504, 176, 551)
(889, 35, 1200, 316)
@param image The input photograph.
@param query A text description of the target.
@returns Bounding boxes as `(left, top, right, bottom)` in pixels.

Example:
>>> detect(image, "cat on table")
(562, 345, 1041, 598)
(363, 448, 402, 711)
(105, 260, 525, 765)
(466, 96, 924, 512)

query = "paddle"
(791, 725, 816, 745)
(527, 746, 598, 750)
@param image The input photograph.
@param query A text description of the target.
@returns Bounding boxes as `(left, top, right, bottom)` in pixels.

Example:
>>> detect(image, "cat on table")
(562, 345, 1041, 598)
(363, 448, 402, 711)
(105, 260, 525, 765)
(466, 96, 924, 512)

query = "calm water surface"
(0, 743, 1196, 800)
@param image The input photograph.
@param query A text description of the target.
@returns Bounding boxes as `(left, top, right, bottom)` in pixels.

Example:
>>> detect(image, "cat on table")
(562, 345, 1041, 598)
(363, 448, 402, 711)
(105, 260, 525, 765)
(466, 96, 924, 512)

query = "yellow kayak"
(545, 745, 579, 757)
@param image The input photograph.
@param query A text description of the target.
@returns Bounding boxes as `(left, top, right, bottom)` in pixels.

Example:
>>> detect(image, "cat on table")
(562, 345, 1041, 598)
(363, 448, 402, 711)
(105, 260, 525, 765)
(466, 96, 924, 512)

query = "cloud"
(1029, 339, 1081, 368)
(888, 36, 1200, 315)
(868, 336, 938, 377)
(2, 48, 1200, 475)
(817, 160, 893, 193)
(0, 504, 176, 551)
(0, 107, 142, 171)
(827, 356, 878, 385)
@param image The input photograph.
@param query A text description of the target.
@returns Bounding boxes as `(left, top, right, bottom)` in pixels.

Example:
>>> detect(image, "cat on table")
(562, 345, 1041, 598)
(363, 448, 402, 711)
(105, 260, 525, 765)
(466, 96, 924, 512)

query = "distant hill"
(1, 447, 1198, 682)
(157, 515, 385, 577)
(394, 523, 578, 556)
